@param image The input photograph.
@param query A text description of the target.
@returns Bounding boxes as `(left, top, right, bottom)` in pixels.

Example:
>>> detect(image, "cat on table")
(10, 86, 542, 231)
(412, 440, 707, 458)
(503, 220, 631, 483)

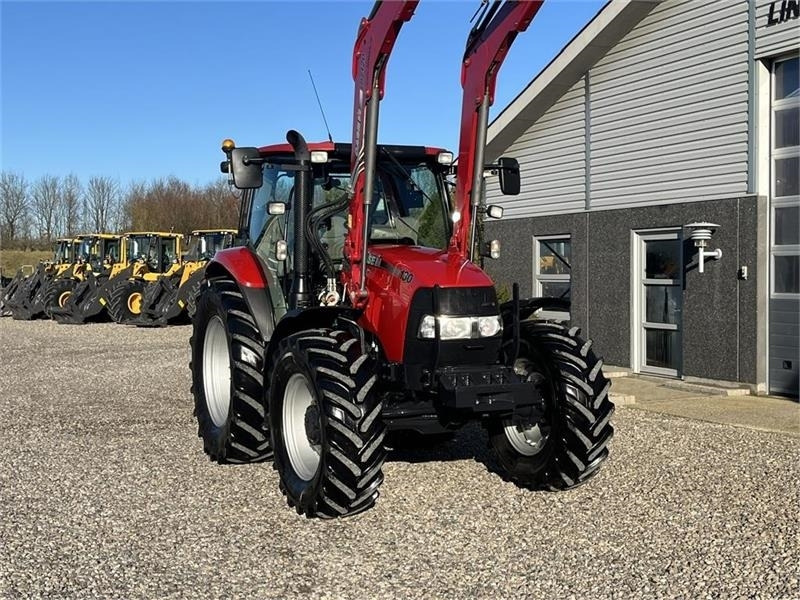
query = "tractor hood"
(365, 245, 494, 291)
(362, 245, 498, 363)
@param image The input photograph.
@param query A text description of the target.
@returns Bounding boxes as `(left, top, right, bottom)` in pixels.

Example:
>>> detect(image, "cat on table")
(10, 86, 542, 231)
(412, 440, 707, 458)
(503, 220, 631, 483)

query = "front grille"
(402, 286, 502, 390)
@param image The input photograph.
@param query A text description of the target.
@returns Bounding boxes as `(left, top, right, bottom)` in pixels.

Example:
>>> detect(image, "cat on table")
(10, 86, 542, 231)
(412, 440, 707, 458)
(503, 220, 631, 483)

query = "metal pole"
(360, 78, 381, 295)
(468, 93, 490, 260)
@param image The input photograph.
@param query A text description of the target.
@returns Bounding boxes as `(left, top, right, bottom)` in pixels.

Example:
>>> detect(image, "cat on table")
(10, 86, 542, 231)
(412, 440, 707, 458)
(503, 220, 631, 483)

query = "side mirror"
(229, 147, 264, 190)
(498, 156, 520, 196)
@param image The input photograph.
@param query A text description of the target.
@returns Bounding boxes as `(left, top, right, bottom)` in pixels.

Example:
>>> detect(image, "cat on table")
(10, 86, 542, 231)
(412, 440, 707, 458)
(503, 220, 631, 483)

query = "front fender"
(205, 248, 281, 344)
(207, 247, 266, 289)
(264, 306, 364, 370)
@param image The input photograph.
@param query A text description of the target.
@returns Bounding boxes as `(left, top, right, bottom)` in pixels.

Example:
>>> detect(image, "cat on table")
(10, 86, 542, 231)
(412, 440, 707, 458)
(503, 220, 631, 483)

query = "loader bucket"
(9, 265, 54, 320)
(128, 275, 180, 327)
(0, 270, 27, 317)
(170, 267, 206, 321)
(50, 269, 127, 324)
(25, 276, 56, 320)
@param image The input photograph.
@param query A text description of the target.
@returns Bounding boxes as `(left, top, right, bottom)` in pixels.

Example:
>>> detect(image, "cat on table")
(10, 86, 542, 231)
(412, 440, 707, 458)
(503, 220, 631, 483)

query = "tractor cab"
(241, 142, 453, 304)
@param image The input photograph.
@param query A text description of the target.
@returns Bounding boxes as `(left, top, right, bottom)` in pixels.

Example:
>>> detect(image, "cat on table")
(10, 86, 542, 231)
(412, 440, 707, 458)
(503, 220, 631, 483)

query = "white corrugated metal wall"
(489, 0, 751, 218)
(589, 0, 750, 210)
(485, 79, 586, 218)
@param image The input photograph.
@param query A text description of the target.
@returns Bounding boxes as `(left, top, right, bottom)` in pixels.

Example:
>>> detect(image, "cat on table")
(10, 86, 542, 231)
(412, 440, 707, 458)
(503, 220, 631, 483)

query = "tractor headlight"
(419, 315, 436, 339)
(477, 315, 502, 337)
(440, 316, 473, 340)
(418, 314, 503, 340)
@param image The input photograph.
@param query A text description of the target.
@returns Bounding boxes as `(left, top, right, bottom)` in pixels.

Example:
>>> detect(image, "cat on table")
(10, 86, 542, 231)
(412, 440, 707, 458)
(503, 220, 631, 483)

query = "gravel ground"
(1, 319, 798, 599)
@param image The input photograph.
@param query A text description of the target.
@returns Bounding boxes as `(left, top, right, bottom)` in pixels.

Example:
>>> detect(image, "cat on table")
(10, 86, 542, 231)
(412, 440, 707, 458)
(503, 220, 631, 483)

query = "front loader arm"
(451, 0, 543, 258)
(344, 0, 419, 307)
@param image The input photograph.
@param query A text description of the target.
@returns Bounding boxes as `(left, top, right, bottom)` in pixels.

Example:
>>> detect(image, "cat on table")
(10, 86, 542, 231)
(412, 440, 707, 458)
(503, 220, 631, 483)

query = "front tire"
(190, 277, 271, 464)
(489, 320, 614, 489)
(269, 328, 386, 518)
(44, 278, 77, 318)
(107, 279, 147, 323)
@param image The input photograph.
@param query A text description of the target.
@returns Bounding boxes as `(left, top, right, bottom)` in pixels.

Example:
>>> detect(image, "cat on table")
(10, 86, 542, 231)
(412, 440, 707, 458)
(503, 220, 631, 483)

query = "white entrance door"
(633, 230, 683, 377)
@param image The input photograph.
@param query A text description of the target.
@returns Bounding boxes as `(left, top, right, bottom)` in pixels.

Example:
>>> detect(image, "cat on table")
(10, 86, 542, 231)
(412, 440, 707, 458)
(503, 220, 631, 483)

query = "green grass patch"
(0, 250, 52, 277)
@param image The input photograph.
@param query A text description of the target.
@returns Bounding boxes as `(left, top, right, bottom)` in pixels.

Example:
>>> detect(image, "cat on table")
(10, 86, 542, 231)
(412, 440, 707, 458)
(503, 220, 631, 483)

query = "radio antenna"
(308, 69, 334, 143)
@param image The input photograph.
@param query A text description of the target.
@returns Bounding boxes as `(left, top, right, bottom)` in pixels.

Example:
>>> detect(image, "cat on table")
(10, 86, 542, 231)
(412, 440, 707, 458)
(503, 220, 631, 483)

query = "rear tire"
(107, 279, 147, 323)
(488, 320, 614, 489)
(269, 328, 386, 518)
(44, 278, 77, 318)
(190, 277, 271, 464)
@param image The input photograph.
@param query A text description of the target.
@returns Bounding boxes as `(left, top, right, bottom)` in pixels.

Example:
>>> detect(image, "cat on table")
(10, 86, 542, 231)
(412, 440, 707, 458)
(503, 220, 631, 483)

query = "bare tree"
(60, 174, 83, 237)
(31, 174, 61, 241)
(85, 176, 120, 233)
(0, 171, 29, 243)
(203, 179, 240, 228)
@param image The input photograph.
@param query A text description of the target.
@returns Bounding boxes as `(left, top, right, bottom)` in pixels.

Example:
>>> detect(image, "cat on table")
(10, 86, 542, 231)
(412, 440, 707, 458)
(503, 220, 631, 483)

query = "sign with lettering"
(767, 0, 800, 26)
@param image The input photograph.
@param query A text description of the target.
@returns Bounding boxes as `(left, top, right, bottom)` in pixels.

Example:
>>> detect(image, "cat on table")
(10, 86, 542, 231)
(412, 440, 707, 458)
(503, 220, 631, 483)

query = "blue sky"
(1, 0, 604, 187)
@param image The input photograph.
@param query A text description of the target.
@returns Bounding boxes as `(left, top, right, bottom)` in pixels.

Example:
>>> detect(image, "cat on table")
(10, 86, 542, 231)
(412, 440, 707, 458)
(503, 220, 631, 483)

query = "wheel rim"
(283, 373, 321, 481)
(203, 316, 231, 428)
(503, 422, 548, 456)
(503, 358, 551, 457)
(127, 291, 143, 314)
(58, 291, 71, 307)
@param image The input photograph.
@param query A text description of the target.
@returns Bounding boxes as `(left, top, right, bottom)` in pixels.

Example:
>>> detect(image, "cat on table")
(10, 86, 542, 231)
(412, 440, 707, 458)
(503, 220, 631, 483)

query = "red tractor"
(190, 0, 613, 518)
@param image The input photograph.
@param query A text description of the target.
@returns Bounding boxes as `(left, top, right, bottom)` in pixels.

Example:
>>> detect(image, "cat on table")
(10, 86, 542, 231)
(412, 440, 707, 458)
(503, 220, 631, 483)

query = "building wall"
(485, 79, 586, 218)
(755, 0, 800, 58)
(488, 0, 751, 219)
(485, 195, 764, 384)
(588, 0, 750, 210)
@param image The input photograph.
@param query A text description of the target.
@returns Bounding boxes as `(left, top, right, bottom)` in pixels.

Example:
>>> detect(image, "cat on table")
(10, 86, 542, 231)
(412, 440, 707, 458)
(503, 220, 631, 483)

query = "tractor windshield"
(127, 235, 153, 263)
(310, 161, 450, 254)
(127, 235, 176, 272)
(128, 235, 160, 271)
(250, 157, 450, 265)
(374, 161, 449, 249)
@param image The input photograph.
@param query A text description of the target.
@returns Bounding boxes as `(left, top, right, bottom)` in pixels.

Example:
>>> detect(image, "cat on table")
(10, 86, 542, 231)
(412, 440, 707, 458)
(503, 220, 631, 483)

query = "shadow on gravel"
(385, 423, 502, 475)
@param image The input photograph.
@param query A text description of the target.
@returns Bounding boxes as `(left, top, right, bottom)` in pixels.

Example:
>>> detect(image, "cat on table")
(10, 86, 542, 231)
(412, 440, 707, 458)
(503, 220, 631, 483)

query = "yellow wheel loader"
(2, 237, 76, 319)
(51, 232, 181, 324)
(42, 234, 123, 318)
(131, 229, 237, 326)
(103, 232, 185, 324)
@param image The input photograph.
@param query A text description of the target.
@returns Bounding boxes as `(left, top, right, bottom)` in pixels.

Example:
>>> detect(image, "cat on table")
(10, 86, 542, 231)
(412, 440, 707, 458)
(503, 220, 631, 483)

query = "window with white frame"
(533, 235, 571, 319)
(772, 55, 800, 297)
